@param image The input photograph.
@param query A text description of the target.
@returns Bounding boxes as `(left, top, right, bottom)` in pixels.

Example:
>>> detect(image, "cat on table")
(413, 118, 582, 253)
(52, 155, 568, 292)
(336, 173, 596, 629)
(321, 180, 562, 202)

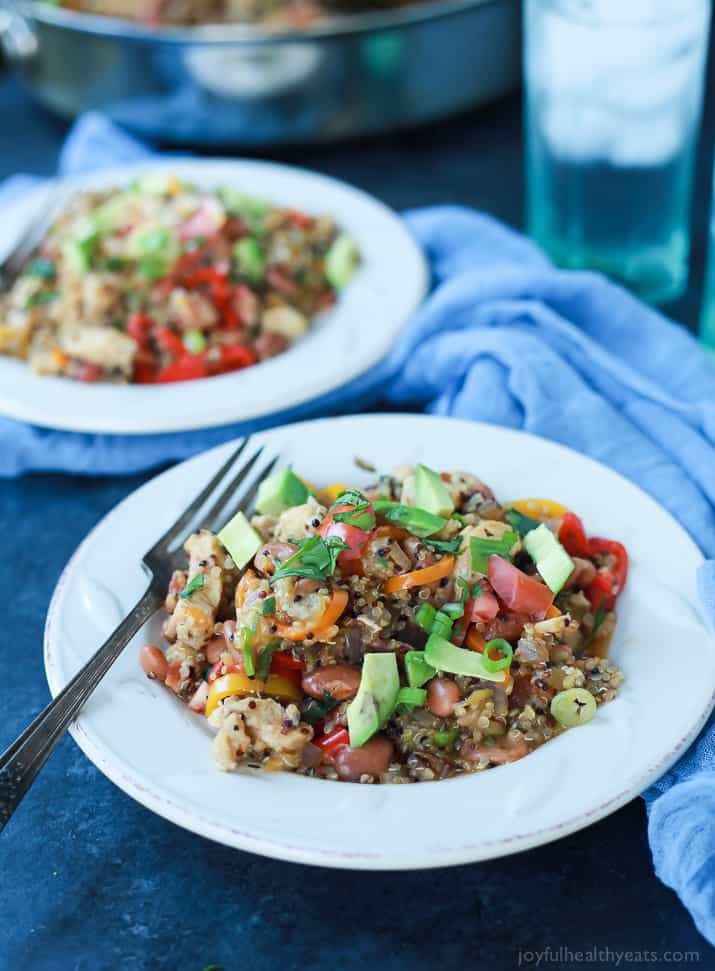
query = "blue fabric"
(2, 113, 715, 942)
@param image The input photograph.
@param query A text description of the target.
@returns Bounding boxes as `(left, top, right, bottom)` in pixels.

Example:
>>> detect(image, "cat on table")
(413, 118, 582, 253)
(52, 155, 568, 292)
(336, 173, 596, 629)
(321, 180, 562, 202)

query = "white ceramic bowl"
(44, 414, 715, 868)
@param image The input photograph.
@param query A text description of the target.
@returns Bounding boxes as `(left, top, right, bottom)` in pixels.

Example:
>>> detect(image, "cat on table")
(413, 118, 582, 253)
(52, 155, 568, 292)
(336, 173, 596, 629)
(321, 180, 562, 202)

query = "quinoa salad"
(0, 174, 359, 384)
(140, 462, 627, 784)
(46, 0, 425, 29)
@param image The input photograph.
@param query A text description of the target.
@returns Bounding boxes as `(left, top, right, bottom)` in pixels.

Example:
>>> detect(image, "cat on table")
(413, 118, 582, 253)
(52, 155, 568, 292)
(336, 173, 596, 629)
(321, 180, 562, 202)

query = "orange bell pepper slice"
(383, 555, 455, 594)
(205, 671, 301, 716)
(510, 498, 568, 521)
(465, 628, 511, 685)
(275, 588, 349, 642)
(545, 604, 562, 619)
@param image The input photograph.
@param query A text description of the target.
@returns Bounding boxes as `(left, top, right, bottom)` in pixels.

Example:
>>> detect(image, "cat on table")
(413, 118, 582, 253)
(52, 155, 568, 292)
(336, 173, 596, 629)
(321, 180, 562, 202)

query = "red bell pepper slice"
(558, 512, 591, 558)
(270, 651, 306, 686)
(585, 538, 628, 610)
(154, 327, 185, 358)
(314, 727, 350, 758)
(127, 312, 154, 348)
(213, 344, 257, 374)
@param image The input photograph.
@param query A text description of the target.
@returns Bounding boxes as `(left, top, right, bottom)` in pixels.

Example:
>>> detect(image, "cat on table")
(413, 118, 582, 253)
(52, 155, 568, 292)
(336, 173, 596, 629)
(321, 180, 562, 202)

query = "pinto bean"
(426, 677, 461, 718)
(254, 332, 289, 361)
(564, 557, 597, 590)
(140, 643, 168, 681)
(254, 542, 299, 576)
(334, 735, 395, 782)
(302, 664, 361, 701)
(462, 736, 528, 765)
(483, 612, 532, 643)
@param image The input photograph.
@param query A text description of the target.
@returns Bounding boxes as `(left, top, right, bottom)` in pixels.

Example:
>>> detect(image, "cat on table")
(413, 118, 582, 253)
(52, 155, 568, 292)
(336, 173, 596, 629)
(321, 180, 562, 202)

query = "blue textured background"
(1, 47, 715, 969)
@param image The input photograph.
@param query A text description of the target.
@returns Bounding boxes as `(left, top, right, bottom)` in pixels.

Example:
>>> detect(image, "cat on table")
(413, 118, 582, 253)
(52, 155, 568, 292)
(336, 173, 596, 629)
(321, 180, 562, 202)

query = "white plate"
(44, 415, 715, 869)
(0, 161, 427, 435)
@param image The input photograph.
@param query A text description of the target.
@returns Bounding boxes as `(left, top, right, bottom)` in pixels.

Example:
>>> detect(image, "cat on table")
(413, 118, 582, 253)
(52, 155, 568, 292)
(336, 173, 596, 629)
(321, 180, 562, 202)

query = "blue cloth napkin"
(3, 113, 715, 942)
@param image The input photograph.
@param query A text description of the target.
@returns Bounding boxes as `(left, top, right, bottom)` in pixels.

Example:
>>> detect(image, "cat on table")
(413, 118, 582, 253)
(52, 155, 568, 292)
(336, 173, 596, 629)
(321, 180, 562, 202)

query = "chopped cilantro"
(179, 574, 205, 599)
(23, 289, 58, 309)
(256, 638, 283, 680)
(270, 535, 348, 584)
(302, 691, 339, 725)
(24, 258, 56, 280)
(261, 596, 276, 616)
(423, 536, 463, 555)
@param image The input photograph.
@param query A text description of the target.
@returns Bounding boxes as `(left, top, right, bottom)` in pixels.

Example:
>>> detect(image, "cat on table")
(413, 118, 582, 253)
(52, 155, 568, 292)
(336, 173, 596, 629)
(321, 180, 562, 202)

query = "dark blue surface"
(1, 67, 714, 969)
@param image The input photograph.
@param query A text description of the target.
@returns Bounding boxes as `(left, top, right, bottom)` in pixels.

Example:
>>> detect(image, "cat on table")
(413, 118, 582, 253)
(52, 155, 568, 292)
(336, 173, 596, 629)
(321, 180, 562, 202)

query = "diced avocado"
(347, 652, 399, 748)
(255, 468, 310, 517)
(424, 634, 508, 684)
(233, 237, 265, 284)
(62, 236, 97, 275)
(414, 463, 454, 519)
(524, 523, 574, 594)
(325, 234, 360, 291)
(127, 226, 179, 277)
(217, 510, 262, 569)
(405, 651, 436, 688)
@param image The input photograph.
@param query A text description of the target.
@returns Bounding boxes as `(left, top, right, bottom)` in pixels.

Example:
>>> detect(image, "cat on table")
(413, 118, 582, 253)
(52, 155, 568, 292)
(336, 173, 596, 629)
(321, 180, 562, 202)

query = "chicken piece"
(261, 305, 308, 341)
(57, 322, 136, 377)
(167, 530, 235, 659)
(209, 697, 313, 771)
(167, 288, 219, 331)
(273, 495, 326, 543)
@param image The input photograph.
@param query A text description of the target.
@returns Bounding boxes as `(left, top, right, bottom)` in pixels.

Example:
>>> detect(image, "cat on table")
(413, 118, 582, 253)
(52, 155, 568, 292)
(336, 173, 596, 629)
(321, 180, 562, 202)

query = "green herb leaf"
(329, 488, 368, 512)
(372, 500, 446, 538)
(302, 690, 339, 725)
(179, 574, 205, 599)
(470, 531, 518, 573)
(261, 596, 276, 616)
(471, 583, 483, 598)
(582, 602, 607, 650)
(241, 625, 255, 678)
(255, 638, 283, 680)
(105, 256, 129, 272)
(270, 535, 348, 584)
(332, 504, 376, 531)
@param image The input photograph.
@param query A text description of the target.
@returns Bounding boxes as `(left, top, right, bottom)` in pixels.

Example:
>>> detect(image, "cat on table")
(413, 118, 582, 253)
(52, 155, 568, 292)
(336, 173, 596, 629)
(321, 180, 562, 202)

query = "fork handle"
(0, 587, 161, 832)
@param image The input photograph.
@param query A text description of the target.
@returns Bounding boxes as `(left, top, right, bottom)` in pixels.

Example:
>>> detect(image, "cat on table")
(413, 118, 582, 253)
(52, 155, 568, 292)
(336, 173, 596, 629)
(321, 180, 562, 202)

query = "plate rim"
(0, 159, 428, 435)
(43, 413, 715, 869)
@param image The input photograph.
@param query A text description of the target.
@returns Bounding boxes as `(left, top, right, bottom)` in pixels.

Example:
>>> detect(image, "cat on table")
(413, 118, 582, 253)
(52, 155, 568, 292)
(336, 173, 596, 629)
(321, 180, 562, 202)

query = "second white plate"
(0, 160, 427, 434)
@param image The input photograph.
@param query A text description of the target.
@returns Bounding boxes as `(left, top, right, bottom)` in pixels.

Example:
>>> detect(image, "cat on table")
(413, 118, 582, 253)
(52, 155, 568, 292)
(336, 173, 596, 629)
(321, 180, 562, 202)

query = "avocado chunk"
(424, 634, 508, 684)
(325, 234, 360, 290)
(217, 510, 262, 569)
(255, 468, 310, 517)
(414, 463, 454, 519)
(233, 237, 265, 284)
(405, 650, 436, 688)
(523, 523, 574, 594)
(347, 652, 399, 748)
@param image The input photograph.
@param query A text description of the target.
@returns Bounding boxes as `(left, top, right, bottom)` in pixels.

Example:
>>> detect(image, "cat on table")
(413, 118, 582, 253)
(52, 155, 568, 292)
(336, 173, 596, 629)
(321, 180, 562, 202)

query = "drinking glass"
(524, 0, 711, 304)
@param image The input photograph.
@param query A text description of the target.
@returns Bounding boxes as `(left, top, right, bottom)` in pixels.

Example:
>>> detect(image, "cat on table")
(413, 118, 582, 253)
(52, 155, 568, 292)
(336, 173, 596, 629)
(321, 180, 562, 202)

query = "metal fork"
(0, 181, 64, 290)
(0, 435, 279, 832)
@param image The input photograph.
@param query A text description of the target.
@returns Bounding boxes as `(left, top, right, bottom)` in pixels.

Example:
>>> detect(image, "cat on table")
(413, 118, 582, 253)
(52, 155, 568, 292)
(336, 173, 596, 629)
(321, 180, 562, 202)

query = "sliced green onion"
(506, 508, 541, 536)
(482, 638, 513, 673)
(405, 651, 436, 688)
(183, 329, 206, 354)
(397, 686, 427, 707)
(432, 728, 459, 748)
(23, 290, 58, 309)
(415, 603, 437, 632)
(470, 531, 518, 573)
(441, 602, 464, 620)
(242, 626, 255, 678)
(255, 637, 282, 680)
(431, 612, 453, 640)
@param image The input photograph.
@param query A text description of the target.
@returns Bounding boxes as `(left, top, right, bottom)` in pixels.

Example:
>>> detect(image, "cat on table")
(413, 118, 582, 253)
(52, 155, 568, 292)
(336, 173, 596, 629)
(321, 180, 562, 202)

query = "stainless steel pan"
(0, 0, 521, 145)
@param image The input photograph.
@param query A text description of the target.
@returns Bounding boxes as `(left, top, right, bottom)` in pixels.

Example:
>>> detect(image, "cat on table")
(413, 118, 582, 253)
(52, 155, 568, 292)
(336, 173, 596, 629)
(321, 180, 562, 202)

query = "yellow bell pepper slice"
(510, 498, 568, 521)
(205, 671, 301, 717)
(321, 483, 349, 505)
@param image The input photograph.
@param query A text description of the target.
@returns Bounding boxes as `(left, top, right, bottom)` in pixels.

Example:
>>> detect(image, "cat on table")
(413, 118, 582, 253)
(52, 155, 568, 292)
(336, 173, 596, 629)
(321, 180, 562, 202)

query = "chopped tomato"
(156, 353, 209, 383)
(558, 512, 590, 558)
(487, 555, 554, 616)
(133, 361, 158, 384)
(314, 727, 349, 758)
(318, 502, 374, 564)
(286, 209, 313, 229)
(465, 586, 500, 622)
(153, 327, 185, 358)
(270, 651, 306, 683)
(127, 312, 154, 348)
(213, 344, 256, 374)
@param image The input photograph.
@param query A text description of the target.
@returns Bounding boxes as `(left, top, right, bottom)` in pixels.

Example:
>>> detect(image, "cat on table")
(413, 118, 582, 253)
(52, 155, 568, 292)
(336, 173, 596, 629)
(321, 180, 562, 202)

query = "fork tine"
(148, 437, 250, 553)
(2, 182, 65, 279)
(199, 447, 277, 532)
(207, 452, 281, 534)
